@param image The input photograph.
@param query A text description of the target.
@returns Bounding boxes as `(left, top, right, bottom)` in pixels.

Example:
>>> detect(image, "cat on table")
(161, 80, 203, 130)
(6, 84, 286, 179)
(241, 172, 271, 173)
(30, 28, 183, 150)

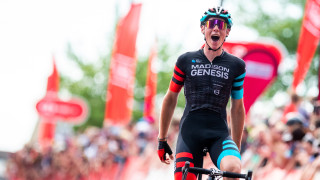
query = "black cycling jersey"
(170, 48, 246, 120)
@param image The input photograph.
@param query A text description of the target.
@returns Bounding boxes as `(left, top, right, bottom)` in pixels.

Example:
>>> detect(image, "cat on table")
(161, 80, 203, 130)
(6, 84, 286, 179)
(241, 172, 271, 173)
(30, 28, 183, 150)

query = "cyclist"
(158, 6, 246, 180)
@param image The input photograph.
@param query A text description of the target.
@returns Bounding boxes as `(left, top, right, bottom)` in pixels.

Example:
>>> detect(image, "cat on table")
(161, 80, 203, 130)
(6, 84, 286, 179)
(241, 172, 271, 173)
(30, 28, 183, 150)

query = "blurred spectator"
(282, 93, 302, 123)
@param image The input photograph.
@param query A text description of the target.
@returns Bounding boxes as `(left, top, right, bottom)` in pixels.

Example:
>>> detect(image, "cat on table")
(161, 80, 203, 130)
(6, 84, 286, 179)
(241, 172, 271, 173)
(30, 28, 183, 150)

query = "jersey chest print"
(189, 60, 230, 96)
(190, 63, 229, 80)
(169, 49, 246, 114)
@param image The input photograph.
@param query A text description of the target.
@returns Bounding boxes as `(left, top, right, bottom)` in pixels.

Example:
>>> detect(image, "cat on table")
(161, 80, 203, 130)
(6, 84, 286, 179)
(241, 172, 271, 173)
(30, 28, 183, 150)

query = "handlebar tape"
(222, 171, 246, 178)
(188, 167, 212, 175)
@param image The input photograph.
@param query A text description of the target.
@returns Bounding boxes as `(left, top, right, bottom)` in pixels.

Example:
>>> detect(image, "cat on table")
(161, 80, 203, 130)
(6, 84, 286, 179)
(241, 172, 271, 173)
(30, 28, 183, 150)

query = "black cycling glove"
(157, 140, 173, 161)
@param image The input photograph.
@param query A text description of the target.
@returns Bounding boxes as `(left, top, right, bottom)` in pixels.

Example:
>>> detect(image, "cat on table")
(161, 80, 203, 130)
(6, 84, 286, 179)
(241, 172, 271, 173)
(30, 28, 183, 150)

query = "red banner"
(38, 57, 59, 147)
(143, 43, 157, 123)
(104, 4, 142, 126)
(224, 41, 284, 114)
(292, 0, 320, 91)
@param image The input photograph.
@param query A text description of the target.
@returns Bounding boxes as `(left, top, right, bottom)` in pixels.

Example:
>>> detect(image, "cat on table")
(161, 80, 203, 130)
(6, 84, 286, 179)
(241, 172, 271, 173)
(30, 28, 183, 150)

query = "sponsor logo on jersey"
(191, 64, 229, 79)
(214, 89, 220, 95)
(191, 59, 202, 63)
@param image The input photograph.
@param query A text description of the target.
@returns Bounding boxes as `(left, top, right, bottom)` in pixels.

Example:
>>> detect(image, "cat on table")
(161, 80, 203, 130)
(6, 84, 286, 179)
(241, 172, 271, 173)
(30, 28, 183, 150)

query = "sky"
(0, 0, 302, 152)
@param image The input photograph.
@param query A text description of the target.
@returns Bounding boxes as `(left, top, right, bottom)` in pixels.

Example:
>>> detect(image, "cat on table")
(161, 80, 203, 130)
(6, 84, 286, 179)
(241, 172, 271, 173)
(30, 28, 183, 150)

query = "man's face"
(201, 17, 230, 49)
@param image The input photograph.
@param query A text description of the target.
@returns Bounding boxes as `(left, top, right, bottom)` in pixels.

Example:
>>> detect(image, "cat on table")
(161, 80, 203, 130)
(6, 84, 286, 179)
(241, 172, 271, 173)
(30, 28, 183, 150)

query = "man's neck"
(203, 45, 223, 62)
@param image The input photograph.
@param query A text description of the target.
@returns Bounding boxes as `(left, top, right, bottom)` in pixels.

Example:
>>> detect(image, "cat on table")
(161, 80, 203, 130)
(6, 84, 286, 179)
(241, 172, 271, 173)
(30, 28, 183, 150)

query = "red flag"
(38, 57, 59, 147)
(104, 4, 142, 126)
(143, 43, 157, 123)
(292, 0, 320, 91)
(46, 58, 59, 93)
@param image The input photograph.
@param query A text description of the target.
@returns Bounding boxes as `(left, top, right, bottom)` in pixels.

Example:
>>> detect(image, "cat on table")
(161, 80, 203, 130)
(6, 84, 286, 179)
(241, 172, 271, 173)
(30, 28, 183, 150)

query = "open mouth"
(211, 35, 220, 42)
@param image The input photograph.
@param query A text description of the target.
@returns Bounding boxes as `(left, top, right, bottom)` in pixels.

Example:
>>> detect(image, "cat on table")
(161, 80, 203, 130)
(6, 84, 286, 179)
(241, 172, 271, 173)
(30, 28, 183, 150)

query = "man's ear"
(226, 28, 230, 37)
(201, 25, 205, 34)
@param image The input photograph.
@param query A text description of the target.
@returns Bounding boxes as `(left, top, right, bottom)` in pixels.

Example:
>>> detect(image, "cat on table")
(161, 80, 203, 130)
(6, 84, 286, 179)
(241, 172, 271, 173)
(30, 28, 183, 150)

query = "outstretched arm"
(230, 98, 245, 150)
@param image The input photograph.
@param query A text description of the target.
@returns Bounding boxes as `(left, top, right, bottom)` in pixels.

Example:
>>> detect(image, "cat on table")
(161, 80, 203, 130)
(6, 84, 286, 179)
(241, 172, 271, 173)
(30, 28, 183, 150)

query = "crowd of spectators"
(5, 120, 168, 180)
(5, 94, 320, 180)
(240, 94, 320, 180)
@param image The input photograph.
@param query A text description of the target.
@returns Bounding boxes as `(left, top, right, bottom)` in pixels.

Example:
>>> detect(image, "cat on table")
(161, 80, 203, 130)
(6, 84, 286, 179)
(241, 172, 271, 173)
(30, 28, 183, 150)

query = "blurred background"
(0, 0, 320, 179)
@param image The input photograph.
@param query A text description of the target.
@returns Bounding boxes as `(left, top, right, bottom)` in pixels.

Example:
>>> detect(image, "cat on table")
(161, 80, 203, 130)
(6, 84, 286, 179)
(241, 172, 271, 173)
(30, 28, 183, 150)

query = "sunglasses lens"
(206, 19, 226, 29)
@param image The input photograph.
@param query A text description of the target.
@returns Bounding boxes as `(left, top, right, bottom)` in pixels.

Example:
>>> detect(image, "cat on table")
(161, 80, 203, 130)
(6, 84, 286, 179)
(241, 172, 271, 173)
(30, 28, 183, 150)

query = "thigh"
(174, 134, 203, 180)
(208, 135, 241, 170)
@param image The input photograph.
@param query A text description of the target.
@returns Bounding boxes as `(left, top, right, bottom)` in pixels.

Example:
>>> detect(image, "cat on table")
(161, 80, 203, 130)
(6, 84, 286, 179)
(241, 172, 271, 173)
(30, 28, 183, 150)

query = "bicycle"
(182, 161, 253, 180)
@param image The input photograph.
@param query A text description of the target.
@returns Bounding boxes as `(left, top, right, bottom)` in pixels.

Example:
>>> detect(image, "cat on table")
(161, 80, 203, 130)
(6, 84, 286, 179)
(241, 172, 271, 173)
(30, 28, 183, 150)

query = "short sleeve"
(169, 55, 186, 93)
(231, 60, 246, 99)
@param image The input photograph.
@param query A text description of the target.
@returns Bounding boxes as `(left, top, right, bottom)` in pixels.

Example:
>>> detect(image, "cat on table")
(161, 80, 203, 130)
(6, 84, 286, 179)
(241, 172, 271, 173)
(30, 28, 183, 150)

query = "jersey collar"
(200, 48, 225, 62)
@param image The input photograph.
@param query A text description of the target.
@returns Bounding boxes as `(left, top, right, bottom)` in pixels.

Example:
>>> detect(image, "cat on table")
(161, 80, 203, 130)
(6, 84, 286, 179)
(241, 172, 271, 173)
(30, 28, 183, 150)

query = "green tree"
(60, 43, 110, 131)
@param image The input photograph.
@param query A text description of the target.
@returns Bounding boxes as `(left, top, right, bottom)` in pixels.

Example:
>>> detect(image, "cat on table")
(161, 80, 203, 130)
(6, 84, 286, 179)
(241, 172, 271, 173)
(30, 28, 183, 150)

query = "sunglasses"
(206, 19, 227, 30)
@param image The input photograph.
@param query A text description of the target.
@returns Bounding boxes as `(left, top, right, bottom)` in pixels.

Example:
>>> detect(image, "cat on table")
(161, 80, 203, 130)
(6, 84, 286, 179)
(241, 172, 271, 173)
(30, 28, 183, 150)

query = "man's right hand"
(158, 140, 174, 164)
